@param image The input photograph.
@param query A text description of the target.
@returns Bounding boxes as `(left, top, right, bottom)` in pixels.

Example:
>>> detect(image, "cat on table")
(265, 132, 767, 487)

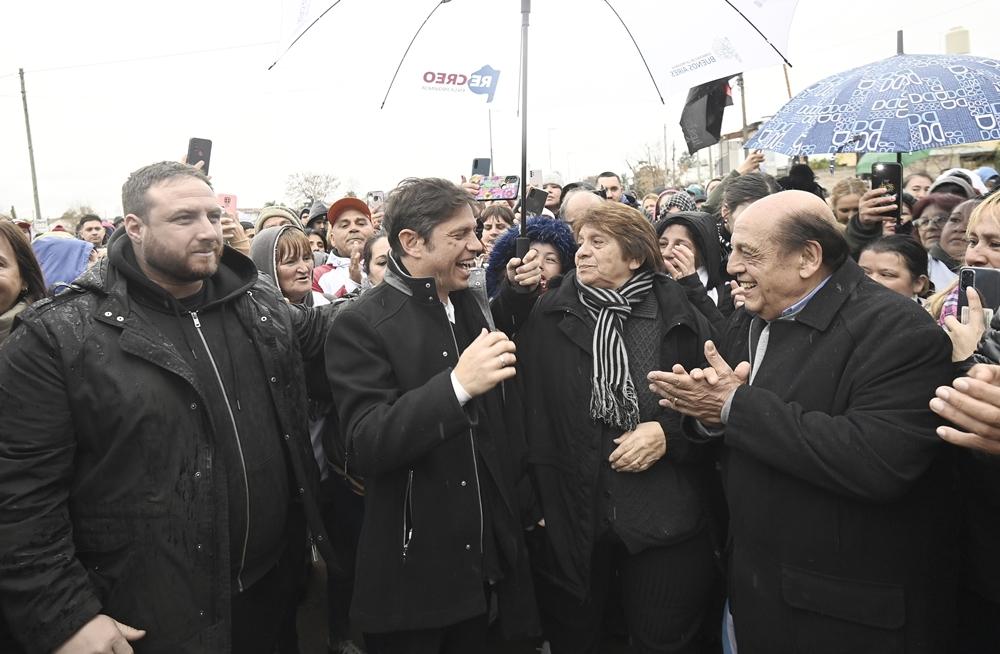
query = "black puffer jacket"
(0, 241, 336, 653)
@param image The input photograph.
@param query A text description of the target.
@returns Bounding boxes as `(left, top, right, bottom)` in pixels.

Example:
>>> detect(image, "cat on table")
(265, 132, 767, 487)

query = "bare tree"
(285, 172, 340, 208)
(625, 143, 668, 197)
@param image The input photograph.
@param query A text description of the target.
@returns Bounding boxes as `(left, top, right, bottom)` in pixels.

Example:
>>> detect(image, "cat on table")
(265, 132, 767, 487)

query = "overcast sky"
(2, 0, 999, 220)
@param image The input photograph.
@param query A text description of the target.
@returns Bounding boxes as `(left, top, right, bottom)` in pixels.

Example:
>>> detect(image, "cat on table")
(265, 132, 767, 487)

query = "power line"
(3, 40, 278, 78)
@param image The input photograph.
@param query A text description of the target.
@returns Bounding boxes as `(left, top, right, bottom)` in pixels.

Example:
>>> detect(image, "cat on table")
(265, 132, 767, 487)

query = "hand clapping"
(647, 341, 750, 426)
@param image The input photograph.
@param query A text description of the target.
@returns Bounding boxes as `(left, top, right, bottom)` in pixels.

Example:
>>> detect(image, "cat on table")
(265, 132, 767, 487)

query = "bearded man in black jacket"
(0, 161, 336, 654)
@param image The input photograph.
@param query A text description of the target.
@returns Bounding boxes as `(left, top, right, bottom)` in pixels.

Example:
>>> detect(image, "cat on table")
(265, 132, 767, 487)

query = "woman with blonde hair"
(924, 188, 1000, 654)
(928, 194, 996, 361)
(829, 177, 868, 224)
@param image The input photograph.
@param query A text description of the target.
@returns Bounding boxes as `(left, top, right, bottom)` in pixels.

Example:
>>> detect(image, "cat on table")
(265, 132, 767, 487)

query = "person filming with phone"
(924, 190, 1000, 653)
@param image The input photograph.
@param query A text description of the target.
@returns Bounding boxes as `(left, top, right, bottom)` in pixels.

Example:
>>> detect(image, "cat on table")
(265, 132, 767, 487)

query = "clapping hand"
(648, 341, 750, 426)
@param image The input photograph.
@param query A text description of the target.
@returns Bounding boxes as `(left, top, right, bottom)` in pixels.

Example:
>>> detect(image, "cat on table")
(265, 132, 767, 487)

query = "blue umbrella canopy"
(746, 53, 1000, 156)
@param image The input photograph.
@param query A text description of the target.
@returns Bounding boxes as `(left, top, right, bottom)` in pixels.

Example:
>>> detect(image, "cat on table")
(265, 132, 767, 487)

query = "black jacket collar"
(791, 258, 866, 332)
(384, 254, 496, 330)
(384, 254, 440, 305)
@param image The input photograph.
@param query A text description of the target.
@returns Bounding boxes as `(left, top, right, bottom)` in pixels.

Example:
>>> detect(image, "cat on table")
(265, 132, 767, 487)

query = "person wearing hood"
(0, 161, 339, 654)
(657, 191, 697, 218)
(251, 224, 365, 653)
(305, 200, 329, 231)
(485, 217, 576, 299)
(975, 166, 1000, 192)
(777, 163, 826, 199)
(250, 225, 330, 307)
(313, 198, 375, 298)
(656, 211, 734, 327)
(31, 234, 97, 292)
(255, 205, 304, 233)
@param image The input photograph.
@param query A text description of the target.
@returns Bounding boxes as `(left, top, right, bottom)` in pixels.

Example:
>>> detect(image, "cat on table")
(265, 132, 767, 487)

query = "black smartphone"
(870, 162, 902, 226)
(958, 266, 1000, 326)
(524, 187, 548, 218)
(187, 138, 213, 175)
(471, 157, 491, 178)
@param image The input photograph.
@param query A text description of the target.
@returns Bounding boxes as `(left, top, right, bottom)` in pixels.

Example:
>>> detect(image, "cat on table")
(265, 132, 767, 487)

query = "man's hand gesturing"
(453, 329, 517, 397)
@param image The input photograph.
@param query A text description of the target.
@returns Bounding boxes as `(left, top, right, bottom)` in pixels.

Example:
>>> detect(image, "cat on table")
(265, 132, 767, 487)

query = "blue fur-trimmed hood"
(485, 217, 577, 298)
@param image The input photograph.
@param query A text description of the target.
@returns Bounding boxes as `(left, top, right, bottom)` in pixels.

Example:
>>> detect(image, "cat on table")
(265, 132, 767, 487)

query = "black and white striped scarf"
(575, 270, 655, 431)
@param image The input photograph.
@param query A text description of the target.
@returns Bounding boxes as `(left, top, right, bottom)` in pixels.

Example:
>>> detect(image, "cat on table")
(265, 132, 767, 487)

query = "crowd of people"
(0, 153, 999, 654)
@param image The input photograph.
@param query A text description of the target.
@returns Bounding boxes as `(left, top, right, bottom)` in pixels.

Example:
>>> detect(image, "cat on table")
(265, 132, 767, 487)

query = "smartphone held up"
(187, 138, 212, 175)
(871, 162, 904, 231)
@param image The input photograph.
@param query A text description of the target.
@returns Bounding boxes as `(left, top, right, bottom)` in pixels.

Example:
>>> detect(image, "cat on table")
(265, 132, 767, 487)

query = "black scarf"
(575, 271, 655, 431)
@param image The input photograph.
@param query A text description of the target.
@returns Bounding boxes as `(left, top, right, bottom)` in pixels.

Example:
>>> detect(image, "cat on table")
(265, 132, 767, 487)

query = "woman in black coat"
(516, 202, 720, 653)
(655, 211, 734, 327)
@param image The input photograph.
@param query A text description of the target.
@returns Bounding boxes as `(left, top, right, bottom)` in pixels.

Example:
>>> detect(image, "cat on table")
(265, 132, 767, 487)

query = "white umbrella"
(271, 0, 798, 242)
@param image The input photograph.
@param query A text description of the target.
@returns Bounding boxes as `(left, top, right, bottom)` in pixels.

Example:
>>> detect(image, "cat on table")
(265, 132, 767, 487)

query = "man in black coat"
(0, 162, 336, 654)
(325, 177, 542, 653)
(649, 190, 959, 653)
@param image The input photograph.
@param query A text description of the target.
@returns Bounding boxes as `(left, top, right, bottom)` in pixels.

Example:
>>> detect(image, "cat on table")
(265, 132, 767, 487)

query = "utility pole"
(738, 73, 749, 150)
(19, 68, 42, 223)
(662, 123, 668, 188)
(671, 141, 677, 186)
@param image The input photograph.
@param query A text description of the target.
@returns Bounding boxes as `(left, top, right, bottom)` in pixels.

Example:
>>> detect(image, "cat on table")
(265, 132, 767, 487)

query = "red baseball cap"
(327, 197, 371, 223)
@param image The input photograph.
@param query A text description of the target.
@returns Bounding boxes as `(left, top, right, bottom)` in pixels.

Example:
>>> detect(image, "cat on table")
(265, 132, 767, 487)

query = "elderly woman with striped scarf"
(515, 202, 722, 653)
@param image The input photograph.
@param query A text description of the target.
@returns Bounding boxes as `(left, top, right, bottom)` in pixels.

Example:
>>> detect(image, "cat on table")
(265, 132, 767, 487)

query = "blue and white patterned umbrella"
(746, 53, 1000, 156)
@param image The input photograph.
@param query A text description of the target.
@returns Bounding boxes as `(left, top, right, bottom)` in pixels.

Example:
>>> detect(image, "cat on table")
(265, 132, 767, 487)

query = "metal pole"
(783, 64, 793, 99)
(19, 68, 42, 223)
(516, 0, 531, 241)
(663, 123, 668, 188)
(897, 30, 904, 165)
(512, 0, 531, 282)
(519, 0, 530, 231)
(738, 73, 749, 151)
(671, 141, 677, 186)
(488, 109, 495, 175)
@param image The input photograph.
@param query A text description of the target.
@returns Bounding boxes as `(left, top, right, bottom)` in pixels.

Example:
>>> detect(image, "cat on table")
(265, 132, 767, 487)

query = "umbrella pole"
(897, 30, 903, 167)
(517, 0, 531, 249)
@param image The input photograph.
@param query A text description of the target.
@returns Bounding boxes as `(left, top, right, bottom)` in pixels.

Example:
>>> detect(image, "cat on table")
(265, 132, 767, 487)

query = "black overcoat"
(325, 262, 539, 638)
(715, 259, 960, 654)
(516, 271, 718, 600)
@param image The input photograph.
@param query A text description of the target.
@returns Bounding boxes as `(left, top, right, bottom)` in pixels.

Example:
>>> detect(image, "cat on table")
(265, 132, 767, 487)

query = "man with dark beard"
(0, 161, 337, 654)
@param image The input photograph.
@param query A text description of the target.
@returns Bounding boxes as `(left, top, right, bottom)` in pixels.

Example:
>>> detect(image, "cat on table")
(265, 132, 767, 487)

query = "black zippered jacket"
(0, 233, 336, 653)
